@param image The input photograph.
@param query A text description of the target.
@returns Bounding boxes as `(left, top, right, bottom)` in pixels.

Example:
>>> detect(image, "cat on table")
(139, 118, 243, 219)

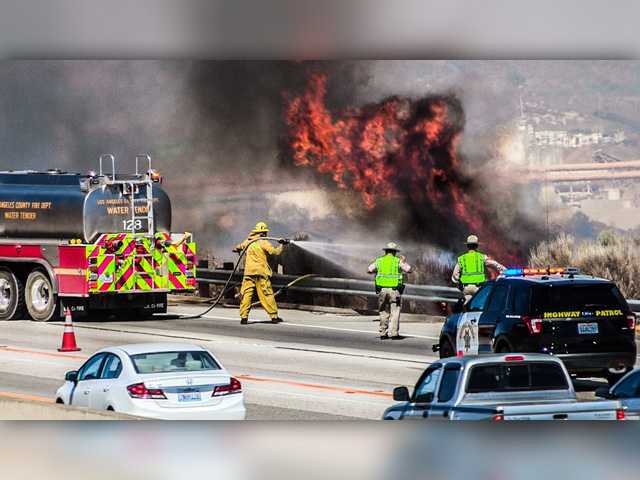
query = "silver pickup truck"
(383, 353, 626, 420)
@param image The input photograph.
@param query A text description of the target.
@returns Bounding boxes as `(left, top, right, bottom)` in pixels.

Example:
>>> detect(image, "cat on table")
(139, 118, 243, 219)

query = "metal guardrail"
(196, 268, 640, 311)
(196, 269, 463, 304)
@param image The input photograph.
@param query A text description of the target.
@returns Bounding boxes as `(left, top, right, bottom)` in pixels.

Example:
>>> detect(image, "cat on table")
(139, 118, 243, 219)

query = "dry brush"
(529, 232, 640, 298)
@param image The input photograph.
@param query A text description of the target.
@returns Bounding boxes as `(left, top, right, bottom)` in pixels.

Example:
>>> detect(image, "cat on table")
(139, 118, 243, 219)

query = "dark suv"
(434, 270, 637, 383)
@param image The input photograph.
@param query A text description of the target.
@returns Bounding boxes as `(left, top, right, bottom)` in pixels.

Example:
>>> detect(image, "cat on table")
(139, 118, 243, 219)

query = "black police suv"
(435, 269, 637, 384)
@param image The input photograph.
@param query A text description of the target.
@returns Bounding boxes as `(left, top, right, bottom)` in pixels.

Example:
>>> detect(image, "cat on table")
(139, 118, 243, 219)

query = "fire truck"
(0, 154, 196, 321)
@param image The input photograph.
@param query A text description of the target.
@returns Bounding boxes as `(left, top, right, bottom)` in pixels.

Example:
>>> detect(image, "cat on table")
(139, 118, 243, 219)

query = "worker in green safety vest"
(452, 235, 505, 302)
(368, 242, 412, 340)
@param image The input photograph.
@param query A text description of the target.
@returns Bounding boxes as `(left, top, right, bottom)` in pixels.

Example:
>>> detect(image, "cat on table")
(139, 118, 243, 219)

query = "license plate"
(99, 274, 113, 283)
(578, 322, 599, 334)
(178, 392, 201, 402)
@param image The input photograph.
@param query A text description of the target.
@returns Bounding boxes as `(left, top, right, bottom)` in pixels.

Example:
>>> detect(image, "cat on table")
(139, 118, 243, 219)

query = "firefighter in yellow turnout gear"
(234, 222, 288, 325)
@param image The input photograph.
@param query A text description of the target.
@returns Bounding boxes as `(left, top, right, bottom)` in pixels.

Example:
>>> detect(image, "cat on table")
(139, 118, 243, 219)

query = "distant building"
(527, 128, 623, 149)
(518, 102, 624, 150)
(602, 130, 626, 144)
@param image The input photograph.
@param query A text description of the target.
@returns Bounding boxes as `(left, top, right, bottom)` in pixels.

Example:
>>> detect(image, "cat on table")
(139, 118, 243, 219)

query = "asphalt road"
(0, 305, 442, 419)
(0, 304, 633, 419)
(81, 307, 438, 356)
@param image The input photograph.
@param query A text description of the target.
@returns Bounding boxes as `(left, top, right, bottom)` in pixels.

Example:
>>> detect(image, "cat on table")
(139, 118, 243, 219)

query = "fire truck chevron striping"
(84, 232, 196, 293)
(0, 154, 196, 321)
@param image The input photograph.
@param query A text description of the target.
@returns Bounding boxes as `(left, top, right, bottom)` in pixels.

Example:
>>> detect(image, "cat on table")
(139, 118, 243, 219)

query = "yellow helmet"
(252, 221, 269, 234)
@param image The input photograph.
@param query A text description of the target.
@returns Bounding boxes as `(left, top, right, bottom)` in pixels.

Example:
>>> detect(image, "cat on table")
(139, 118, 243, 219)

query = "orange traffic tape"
(236, 374, 392, 398)
(0, 391, 53, 403)
(0, 345, 87, 361)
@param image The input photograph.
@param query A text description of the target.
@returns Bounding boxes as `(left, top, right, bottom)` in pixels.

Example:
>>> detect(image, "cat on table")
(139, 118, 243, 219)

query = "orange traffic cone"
(58, 307, 81, 352)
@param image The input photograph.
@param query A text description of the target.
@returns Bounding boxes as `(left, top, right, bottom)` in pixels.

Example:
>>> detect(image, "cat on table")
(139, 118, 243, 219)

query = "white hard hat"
(466, 235, 479, 245)
(383, 242, 400, 252)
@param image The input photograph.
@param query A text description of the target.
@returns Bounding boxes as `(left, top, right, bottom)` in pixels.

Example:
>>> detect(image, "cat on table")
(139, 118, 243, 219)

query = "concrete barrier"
(0, 392, 142, 420)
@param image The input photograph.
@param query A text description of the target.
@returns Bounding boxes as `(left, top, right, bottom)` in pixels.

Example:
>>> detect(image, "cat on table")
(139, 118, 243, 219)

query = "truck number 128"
(123, 219, 143, 231)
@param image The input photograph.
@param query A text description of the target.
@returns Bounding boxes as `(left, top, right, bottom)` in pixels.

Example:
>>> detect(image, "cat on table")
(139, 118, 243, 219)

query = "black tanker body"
(0, 170, 171, 242)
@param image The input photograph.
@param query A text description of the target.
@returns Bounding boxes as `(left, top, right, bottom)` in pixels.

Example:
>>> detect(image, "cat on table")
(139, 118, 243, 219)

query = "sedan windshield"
(130, 351, 220, 374)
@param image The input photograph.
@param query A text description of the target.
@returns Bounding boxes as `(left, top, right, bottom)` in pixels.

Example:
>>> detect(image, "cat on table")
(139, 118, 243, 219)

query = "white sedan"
(55, 342, 246, 420)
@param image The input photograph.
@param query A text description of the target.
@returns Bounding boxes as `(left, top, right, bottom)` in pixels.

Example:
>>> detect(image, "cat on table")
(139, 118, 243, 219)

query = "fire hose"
(246, 273, 317, 308)
(182, 236, 313, 319)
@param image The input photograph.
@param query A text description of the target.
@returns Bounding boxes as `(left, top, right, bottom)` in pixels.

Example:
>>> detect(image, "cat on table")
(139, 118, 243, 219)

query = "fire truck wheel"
(0, 268, 25, 320)
(25, 270, 57, 322)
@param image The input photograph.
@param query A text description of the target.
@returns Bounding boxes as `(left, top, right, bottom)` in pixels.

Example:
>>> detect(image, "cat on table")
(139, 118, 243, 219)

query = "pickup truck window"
(529, 363, 568, 389)
(468, 284, 493, 312)
(414, 365, 442, 403)
(466, 362, 568, 393)
(437, 364, 461, 403)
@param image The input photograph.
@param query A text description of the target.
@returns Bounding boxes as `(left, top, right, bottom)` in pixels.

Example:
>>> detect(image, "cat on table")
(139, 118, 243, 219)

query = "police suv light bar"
(503, 267, 580, 277)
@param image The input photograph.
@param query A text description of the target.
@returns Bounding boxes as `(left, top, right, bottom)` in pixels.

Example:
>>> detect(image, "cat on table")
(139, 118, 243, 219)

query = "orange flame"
(285, 72, 518, 260)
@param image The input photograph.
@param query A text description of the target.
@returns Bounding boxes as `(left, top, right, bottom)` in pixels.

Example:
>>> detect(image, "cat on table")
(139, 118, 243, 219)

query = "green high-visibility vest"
(375, 254, 403, 288)
(458, 251, 487, 285)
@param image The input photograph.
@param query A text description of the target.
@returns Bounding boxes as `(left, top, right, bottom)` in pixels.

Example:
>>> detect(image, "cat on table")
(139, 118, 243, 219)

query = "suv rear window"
(530, 283, 627, 313)
(130, 351, 220, 374)
(466, 362, 568, 393)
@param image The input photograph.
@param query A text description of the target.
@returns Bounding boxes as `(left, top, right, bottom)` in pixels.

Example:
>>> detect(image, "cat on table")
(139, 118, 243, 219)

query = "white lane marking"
(285, 322, 439, 340)
(273, 345, 433, 365)
(201, 314, 440, 340)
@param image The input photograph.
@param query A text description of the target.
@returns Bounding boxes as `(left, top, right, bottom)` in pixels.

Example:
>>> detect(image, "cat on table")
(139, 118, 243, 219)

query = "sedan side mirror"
(65, 370, 78, 383)
(595, 386, 612, 399)
(393, 386, 410, 402)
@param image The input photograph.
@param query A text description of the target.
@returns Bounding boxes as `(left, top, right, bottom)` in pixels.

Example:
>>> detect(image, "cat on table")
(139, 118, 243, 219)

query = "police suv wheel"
(0, 268, 25, 320)
(25, 270, 57, 322)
